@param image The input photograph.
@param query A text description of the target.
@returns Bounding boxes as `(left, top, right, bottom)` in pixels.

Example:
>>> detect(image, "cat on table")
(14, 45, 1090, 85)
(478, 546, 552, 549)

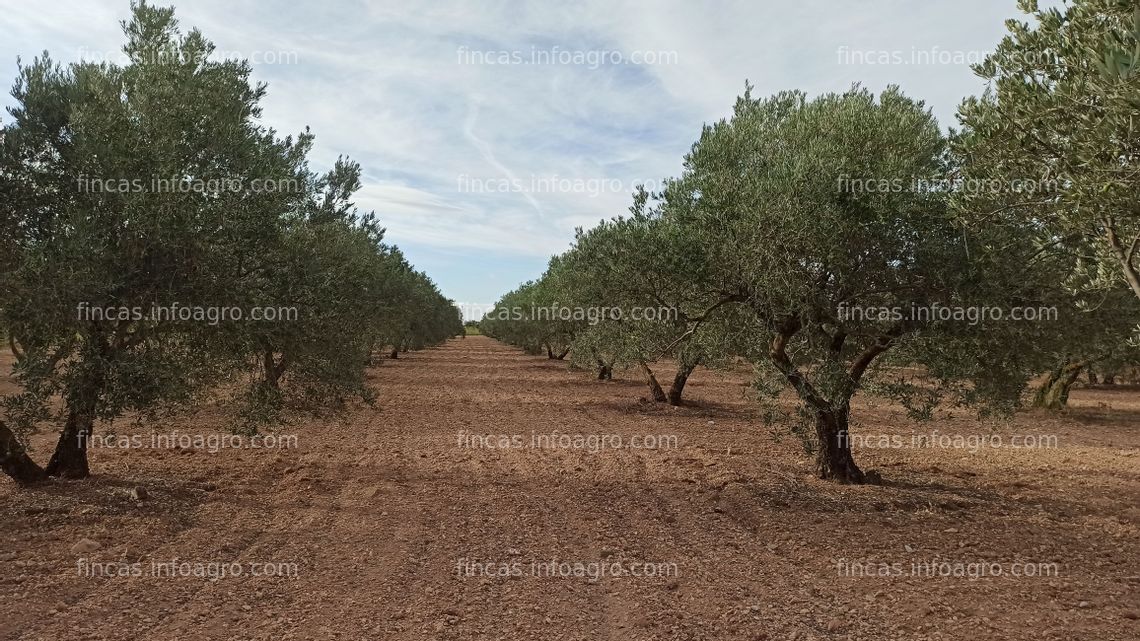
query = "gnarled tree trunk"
(667, 363, 696, 406)
(262, 349, 289, 390)
(1034, 360, 1087, 410)
(0, 420, 46, 485)
(639, 361, 667, 402)
(45, 400, 96, 479)
(768, 319, 898, 485)
(813, 405, 864, 484)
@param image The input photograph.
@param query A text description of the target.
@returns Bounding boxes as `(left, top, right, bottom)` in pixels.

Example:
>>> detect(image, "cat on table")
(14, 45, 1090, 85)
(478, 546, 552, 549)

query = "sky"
(0, 0, 1051, 318)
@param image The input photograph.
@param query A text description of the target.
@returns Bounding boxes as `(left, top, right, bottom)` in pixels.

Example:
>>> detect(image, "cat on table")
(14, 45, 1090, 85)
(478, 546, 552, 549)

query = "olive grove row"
(0, 3, 464, 484)
(482, 0, 1140, 483)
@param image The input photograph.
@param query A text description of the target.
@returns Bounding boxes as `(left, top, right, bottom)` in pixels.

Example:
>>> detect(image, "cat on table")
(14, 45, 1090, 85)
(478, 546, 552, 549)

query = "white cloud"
(0, 0, 1049, 299)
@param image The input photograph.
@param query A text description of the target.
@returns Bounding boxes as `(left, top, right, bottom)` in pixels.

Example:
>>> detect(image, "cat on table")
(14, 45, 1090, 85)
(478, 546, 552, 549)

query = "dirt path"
(2, 336, 1138, 640)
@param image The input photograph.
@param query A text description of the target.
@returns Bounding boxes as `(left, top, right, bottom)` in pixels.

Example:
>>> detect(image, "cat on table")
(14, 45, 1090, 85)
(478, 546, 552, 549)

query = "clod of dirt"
(70, 538, 100, 554)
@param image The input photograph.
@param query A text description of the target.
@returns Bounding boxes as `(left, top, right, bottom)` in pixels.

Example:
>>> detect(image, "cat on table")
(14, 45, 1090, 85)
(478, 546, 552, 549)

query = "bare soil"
(1, 336, 1138, 640)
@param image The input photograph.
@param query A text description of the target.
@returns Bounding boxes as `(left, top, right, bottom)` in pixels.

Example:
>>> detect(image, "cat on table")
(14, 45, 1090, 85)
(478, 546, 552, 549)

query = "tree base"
(44, 413, 90, 479)
(0, 421, 47, 485)
(816, 455, 866, 484)
(814, 409, 866, 484)
(666, 365, 694, 406)
(1033, 361, 1086, 410)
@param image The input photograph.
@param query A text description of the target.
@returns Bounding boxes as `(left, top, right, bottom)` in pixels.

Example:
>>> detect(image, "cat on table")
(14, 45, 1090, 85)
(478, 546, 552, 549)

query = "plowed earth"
(2, 336, 1138, 640)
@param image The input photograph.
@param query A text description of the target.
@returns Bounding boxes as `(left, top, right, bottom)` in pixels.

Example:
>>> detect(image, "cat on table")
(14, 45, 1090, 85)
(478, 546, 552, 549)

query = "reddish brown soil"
(1, 336, 1138, 640)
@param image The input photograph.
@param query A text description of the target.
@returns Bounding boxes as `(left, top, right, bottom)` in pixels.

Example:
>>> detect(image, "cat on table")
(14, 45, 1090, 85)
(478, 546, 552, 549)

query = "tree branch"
(767, 317, 831, 412)
(1104, 217, 1140, 300)
(848, 327, 903, 387)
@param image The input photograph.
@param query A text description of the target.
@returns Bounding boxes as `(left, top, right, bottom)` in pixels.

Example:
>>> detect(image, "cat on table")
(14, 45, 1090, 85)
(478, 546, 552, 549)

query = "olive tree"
(957, 0, 1140, 306)
(666, 86, 1045, 483)
(0, 4, 297, 480)
(481, 262, 582, 359)
(1024, 249, 1140, 409)
(229, 157, 393, 429)
(0, 2, 460, 483)
(559, 189, 743, 404)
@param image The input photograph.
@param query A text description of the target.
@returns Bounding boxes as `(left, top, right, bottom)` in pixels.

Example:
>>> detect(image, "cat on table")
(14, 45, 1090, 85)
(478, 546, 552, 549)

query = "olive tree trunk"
(768, 321, 897, 484)
(1033, 360, 1087, 410)
(41, 358, 109, 480)
(262, 349, 290, 390)
(666, 363, 696, 406)
(813, 405, 864, 484)
(0, 420, 46, 485)
(44, 399, 97, 479)
(639, 361, 667, 402)
(8, 335, 24, 363)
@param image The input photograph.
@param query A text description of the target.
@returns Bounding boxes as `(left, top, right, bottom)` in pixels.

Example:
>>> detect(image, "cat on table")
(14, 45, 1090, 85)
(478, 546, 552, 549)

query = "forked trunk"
(0, 420, 45, 485)
(768, 321, 896, 485)
(814, 406, 864, 484)
(667, 364, 695, 406)
(639, 361, 667, 403)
